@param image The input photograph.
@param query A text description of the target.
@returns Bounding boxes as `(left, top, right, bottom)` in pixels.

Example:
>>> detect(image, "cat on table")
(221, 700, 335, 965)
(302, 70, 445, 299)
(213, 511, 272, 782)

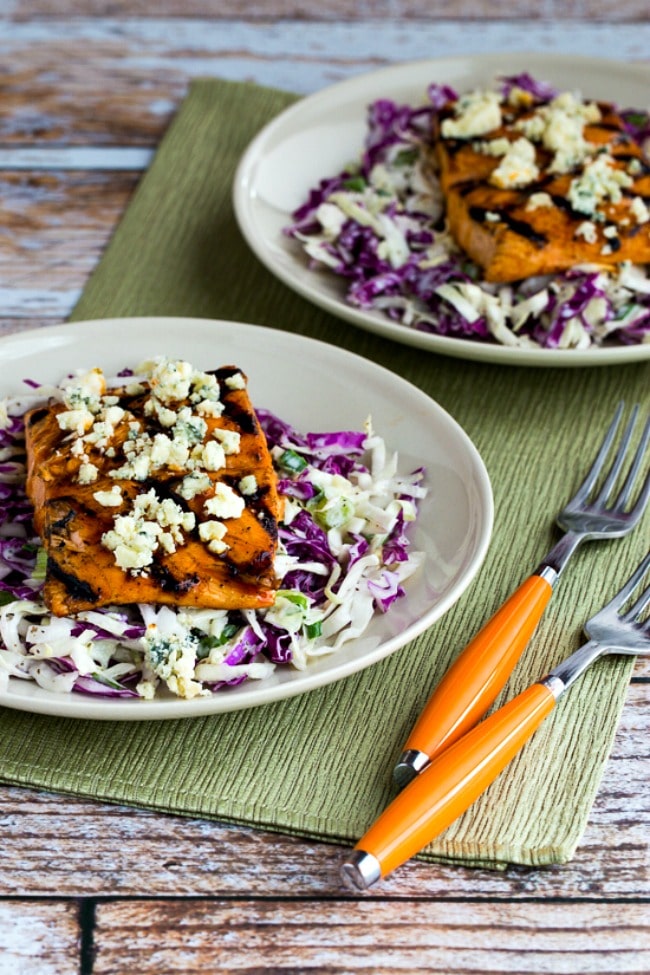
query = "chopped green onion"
(393, 148, 418, 166)
(0, 591, 16, 607)
(310, 495, 354, 529)
(197, 623, 239, 658)
(305, 621, 322, 639)
(90, 672, 128, 691)
(275, 590, 309, 610)
(32, 547, 48, 581)
(343, 176, 367, 192)
(622, 111, 648, 128)
(279, 449, 308, 473)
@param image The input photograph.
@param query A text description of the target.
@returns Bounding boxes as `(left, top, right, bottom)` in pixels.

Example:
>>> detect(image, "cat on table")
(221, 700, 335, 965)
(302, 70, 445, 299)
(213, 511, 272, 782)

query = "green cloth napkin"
(1, 79, 648, 869)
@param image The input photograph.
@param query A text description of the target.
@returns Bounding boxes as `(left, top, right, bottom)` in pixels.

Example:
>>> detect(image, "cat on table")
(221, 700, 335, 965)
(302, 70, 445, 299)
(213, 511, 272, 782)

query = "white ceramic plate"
(0, 317, 493, 720)
(233, 53, 650, 367)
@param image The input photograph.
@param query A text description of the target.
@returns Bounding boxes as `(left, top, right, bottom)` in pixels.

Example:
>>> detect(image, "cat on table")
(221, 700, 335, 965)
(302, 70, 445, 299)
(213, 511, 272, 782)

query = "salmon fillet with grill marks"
(25, 361, 284, 616)
(433, 90, 650, 282)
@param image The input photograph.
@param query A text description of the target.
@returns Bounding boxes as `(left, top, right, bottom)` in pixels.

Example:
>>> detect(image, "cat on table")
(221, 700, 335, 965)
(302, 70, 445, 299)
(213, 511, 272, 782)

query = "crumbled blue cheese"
(143, 626, 207, 700)
(143, 358, 224, 419)
(102, 515, 161, 570)
(515, 91, 601, 174)
(145, 399, 177, 428)
(194, 399, 224, 418)
(224, 372, 246, 391)
(101, 489, 196, 571)
(575, 221, 598, 244)
(93, 485, 123, 507)
(62, 368, 105, 413)
(78, 461, 99, 485)
(83, 405, 126, 450)
(567, 155, 633, 217)
(150, 358, 194, 403)
(148, 433, 186, 469)
(198, 440, 225, 472)
(57, 408, 95, 435)
(204, 482, 245, 520)
(441, 89, 502, 139)
(475, 137, 512, 157)
(489, 138, 539, 190)
(631, 196, 650, 225)
(239, 475, 257, 496)
(173, 407, 207, 445)
(526, 192, 554, 211)
(198, 519, 229, 554)
(178, 471, 212, 500)
(212, 428, 241, 455)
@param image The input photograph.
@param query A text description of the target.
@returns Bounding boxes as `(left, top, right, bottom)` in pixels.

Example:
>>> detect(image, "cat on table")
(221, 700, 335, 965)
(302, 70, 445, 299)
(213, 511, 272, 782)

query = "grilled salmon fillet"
(433, 87, 650, 282)
(25, 359, 284, 616)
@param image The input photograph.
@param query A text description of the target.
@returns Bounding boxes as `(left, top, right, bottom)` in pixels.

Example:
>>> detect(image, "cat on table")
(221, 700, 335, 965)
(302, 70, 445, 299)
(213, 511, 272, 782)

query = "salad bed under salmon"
(285, 72, 650, 349)
(0, 357, 426, 701)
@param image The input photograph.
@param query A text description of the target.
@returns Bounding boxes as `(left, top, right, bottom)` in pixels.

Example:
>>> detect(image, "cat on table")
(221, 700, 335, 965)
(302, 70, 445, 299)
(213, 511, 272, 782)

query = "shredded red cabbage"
(285, 73, 650, 351)
(0, 390, 426, 700)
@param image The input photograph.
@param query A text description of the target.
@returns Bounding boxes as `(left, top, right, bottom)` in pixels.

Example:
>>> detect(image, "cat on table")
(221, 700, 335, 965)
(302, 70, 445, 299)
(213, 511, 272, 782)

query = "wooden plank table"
(0, 5, 648, 972)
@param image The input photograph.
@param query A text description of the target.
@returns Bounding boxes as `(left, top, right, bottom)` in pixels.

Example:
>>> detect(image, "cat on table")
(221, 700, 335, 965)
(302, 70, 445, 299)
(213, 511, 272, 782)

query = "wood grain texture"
(0, 17, 648, 129)
(0, 683, 646, 900)
(8, 1, 650, 23)
(0, 902, 81, 975)
(0, 171, 138, 318)
(91, 900, 650, 975)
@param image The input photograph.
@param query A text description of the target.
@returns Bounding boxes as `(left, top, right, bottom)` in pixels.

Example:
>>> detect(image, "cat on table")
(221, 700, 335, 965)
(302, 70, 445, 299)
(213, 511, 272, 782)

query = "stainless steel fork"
(344, 550, 650, 890)
(395, 403, 650, 787)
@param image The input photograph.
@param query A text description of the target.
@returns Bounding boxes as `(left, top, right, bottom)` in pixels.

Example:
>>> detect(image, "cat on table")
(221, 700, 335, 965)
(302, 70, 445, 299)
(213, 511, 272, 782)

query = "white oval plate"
(0, 317, 493, 720)
(233, 53, 650, 367)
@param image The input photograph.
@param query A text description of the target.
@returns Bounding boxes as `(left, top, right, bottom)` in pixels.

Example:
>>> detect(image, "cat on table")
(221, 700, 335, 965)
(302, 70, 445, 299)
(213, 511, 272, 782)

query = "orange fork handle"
(403, 573, 553, 761)
(358, 681, 556, 880)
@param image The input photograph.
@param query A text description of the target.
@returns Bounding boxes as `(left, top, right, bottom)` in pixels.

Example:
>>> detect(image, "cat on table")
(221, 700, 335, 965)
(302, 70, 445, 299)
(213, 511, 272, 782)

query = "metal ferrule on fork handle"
(534, 529, 588, 585)
(393, 571, 554, 788)
(541, 639, 607, 697)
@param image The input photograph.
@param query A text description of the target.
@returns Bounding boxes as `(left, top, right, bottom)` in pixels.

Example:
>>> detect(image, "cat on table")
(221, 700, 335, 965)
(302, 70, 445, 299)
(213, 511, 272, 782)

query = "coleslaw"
(0, 368, 426, 701)
(285, 73, 650, 350)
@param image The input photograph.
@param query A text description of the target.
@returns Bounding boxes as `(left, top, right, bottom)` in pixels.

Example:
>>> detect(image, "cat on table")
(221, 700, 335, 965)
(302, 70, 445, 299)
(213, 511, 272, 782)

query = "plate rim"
(233, 53, 650, 368)
(0, 315, 494, 720)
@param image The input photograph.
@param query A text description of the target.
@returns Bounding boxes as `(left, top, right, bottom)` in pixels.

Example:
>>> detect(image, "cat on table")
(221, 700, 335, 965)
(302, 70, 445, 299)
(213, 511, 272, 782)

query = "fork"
(394, 402, 650, 788)
(342, 550, 650, 890)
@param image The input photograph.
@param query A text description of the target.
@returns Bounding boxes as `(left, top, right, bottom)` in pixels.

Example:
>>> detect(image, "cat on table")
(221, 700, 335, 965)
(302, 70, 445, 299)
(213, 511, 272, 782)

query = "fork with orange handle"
(340, 405, 650, 890)
(393, 402, 650, 789)
(341, 549, 650, 890)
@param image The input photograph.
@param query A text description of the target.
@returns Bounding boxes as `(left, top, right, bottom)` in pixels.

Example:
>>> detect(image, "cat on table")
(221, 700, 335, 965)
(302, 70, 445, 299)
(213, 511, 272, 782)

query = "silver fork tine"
(615, 415, 650, 513)
(629, 587, 650, 626)
(572, 402, 624, 504)
(611, 551, 650, 620)
(620, 553, 650, 623)
(627, 469, 650, 524)
(594, 405, 639, 505)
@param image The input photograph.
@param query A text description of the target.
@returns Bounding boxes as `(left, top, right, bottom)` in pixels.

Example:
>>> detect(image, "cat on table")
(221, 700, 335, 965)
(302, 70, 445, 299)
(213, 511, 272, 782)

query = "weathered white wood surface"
(0, 7, 648, 973)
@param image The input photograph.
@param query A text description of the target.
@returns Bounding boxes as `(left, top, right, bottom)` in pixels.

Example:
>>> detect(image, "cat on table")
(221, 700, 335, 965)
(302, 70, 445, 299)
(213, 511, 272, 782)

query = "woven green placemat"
(0, 79, 648, 869)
